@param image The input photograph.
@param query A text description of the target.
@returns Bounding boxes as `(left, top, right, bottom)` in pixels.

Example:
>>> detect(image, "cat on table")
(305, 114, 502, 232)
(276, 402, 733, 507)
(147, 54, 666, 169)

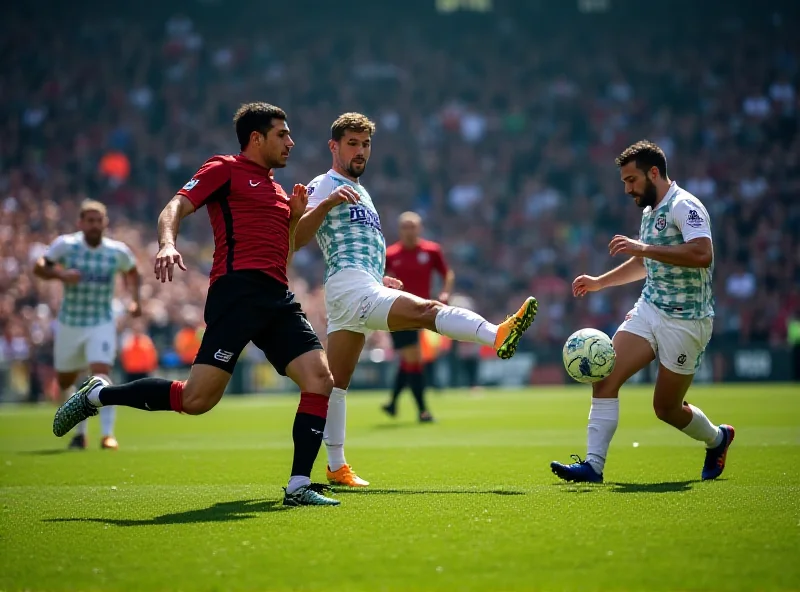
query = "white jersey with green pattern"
(306, 169, 386, 284)
(44, 232, 136, 327)
(638, 182, 714, 320)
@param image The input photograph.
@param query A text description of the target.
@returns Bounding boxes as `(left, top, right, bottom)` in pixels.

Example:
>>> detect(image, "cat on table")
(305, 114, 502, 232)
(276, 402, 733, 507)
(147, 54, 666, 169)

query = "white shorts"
(54, 321, 117, 372)
(616, 300, 712, 375)
(324, 269, 403, 335)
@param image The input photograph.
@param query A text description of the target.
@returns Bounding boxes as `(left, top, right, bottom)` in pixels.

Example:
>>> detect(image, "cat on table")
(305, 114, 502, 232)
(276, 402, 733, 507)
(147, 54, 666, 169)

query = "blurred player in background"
(551, 141, 734, 483)
(33, 200, 141, 450)
(294, 112, 537, 488)
(383, 211, 454, 422)
(52, 103, 339, 506)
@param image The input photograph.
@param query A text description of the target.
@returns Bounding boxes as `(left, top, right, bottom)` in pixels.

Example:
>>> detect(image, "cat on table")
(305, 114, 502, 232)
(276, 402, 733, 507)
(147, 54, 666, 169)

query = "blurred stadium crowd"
(1, 2, 799, 396)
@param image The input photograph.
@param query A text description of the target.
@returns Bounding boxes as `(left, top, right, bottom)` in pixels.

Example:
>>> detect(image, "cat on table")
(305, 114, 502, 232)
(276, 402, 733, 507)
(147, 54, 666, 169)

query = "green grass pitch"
(1, 384, 799, 591)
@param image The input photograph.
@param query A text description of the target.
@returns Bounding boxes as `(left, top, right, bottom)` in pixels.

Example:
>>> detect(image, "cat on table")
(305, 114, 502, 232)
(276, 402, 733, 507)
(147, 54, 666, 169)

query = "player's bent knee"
(304, 369, 334, 397)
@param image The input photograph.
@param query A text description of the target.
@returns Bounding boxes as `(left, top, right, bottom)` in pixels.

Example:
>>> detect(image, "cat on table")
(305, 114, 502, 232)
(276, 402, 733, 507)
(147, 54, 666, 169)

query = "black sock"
(98, 378, 175, 411)
(390, 367, 407, 407)
(290, 412, 326, 478)
(408, 370, 427, 414)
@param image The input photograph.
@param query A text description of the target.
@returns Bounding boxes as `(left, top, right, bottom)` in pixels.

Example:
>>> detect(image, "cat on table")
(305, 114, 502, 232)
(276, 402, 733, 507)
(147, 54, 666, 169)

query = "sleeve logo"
(686, 209, 705, 228)
(182, 178, 199, 191)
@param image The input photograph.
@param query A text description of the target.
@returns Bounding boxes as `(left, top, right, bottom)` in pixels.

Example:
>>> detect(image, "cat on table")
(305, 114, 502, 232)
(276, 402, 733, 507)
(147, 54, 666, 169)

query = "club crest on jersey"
(182, 178, 199, 191)
(417, 252, 429, 264)
(686, 209, 705, 228)
(655, 213, 667, 231)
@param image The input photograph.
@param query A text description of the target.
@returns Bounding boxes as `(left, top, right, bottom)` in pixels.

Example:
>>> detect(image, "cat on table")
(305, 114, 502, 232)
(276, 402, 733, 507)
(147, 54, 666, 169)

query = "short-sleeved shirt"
(44, 233, 136, 327)
(639, 182, 715, 320)
(306, 169, 386, 284)
(177, 154, 292, 286)
(385, 240, 449, 299)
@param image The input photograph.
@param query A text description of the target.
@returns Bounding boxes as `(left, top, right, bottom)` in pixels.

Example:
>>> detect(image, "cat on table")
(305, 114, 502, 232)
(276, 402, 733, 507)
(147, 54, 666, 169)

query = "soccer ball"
(562, 328, 616, 384)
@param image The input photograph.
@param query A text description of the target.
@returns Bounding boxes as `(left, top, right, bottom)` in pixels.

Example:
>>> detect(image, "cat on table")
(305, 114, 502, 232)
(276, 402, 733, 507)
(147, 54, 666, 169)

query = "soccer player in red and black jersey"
(383, 212, 455, 422)
(52, 103, 340, 506)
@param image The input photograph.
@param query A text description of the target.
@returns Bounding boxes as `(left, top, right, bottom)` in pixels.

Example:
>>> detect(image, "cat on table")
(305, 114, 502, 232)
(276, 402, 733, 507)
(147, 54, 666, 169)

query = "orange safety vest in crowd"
(174, 327, 202, 365)
(120, 334, 158, 374)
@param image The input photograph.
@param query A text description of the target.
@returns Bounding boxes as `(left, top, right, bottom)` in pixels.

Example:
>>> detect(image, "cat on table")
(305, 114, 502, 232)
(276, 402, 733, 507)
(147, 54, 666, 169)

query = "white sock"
(682, 404, 723, 448)
(434, 306, 498, 346)
(100, 406, 116, 437)
(75, 419, 88, 436)
(324, 387, 347, 471)
(86, 375, 111, 407)
(585, 398, 619, 474)
(286, 475, 311, 494)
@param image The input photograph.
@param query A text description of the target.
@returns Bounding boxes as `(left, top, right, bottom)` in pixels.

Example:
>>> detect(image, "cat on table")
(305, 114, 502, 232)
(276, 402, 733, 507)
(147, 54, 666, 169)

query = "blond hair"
(399, 211, 422, 225)
(80, 199, 107, 218)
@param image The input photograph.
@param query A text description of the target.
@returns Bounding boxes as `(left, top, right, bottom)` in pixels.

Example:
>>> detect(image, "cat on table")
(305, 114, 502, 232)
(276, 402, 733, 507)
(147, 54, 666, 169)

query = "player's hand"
(154, 245, 186, 283)
(383, 276, 404, 290)
(289, 184, 309, 219)
(128, 301, 143, 318)
(437, 291, 450, 304)
(609, 235, 647, 258)
(58, 269, 81, 285)
(572, 275, 603, 297)
(324, 185, 361, 208)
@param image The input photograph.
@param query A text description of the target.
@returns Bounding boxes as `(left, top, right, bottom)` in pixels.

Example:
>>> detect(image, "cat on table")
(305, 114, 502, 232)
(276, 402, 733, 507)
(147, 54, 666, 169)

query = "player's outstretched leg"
(52, 366, 230, 437)
(652, 366, 734, 481)
(551, 331, 655, 483)
(385, 294, 538, 360)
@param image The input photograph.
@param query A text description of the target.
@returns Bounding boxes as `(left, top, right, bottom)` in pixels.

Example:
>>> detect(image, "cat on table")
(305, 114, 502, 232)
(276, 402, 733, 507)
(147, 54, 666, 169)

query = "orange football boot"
(494, 297, 538, 360)
(326, 464, 369, 487)
(100, 436, 119, 450)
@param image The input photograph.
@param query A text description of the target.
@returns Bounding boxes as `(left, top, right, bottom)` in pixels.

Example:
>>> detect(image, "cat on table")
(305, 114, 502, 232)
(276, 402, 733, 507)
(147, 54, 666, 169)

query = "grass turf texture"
(1, 384, 799, 592)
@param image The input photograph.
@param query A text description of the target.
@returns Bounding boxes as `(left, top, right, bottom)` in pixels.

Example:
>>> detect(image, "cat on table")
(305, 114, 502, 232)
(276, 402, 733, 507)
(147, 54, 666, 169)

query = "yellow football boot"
(494, 297, 538, 360)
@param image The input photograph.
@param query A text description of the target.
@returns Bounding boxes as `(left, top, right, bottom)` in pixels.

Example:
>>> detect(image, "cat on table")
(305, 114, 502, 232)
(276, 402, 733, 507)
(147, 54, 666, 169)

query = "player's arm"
(431, 245, 455, 303)
(154, 195, 194, 282)
(293, 181, 361, 250)
(638, 238, 712, 268)
(573, 257, 645, 297)
(156, 158, 228, 282)
(608, 200, 713, 269)
(118, 244, 143, 317)
(33, 237, 80, 284)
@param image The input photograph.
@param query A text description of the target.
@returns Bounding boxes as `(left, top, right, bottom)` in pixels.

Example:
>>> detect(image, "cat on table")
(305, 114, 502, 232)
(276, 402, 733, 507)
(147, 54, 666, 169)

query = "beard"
(345, 159, 366, 179)
(83, 230, 102, 246)
(633, 178, 658, 209)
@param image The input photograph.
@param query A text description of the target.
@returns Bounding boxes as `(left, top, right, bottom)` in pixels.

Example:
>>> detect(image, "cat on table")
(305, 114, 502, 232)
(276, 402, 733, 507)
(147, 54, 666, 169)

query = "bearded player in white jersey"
(551, 141, 734, 483)
(294, 112, 538, 487)
(33, 200, 141, 450)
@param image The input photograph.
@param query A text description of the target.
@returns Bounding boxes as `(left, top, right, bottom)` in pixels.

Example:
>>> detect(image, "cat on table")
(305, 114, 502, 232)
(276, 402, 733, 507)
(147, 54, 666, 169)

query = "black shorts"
(195, 270, 322, 376)
(391, 330, 420, 350)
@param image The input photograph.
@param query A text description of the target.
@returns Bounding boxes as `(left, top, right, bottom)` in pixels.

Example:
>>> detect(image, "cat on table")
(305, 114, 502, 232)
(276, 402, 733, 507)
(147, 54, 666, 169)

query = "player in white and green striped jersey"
(551, 141, 734, 485)
(33, 200, 142, 451)
(294, 113, 537, 488)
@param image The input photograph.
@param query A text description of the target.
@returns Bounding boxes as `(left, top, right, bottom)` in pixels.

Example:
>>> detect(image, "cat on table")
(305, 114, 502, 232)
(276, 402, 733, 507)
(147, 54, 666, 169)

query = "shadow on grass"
(609, 480, 702, 494)
(332, 487, 525, 496)
(18, 449, 72, 456)
(44, 499, 287, 527)
(553, 479, 708, 494)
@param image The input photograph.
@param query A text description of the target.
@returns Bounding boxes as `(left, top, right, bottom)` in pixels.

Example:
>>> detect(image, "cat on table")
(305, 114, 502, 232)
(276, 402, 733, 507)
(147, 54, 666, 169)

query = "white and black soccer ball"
(562, 328, 616, 384)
